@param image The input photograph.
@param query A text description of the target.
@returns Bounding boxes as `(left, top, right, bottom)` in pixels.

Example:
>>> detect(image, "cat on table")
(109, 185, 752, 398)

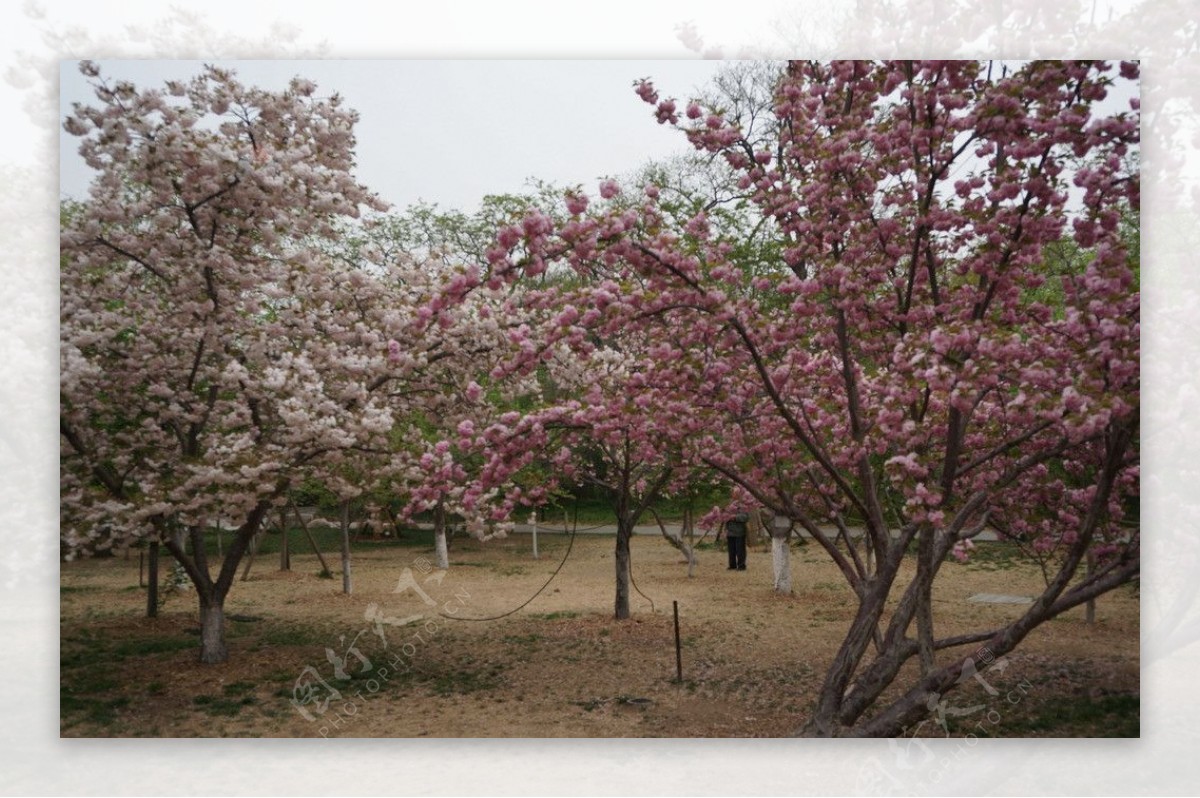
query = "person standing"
(726, 511, 749, 570)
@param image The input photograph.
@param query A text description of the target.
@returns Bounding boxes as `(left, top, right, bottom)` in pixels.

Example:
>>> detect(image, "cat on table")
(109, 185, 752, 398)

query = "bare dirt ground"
(59, 531, 1139, 738)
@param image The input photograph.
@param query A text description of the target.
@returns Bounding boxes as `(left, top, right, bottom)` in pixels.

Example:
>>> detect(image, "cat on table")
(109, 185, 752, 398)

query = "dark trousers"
(727, 535, 746, 569)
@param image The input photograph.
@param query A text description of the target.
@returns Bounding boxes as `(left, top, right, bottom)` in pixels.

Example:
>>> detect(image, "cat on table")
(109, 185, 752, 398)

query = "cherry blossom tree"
(354, 189, 721, 596)
(533, 345, 682, 620)
(329, 205, 566, 568)
(59, 63, 428, 663)
(349, 193, 692, 592)
(375, 268, 555, 569)
(466, 192, 730, 617)
(484, 60, 1140, 736)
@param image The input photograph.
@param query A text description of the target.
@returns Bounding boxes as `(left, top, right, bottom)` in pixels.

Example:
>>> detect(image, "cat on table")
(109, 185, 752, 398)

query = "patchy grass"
(222, 680, 259, 696)
(529, 610, 581, 621)
(112, 636, 196, 658)
(61, 692, 131, 730)
(998, 693, 1140, 737)
(427, 665, 505, 696)
(260, 625, 328, 648)
(60, 534, 1138, 738)
(501, 633, 543, 646)
(193, 694, 257, 717)
(488, 563, 529, 577)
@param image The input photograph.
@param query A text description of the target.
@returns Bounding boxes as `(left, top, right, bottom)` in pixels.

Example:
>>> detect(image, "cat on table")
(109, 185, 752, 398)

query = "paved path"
(299, 508, 998, 543)
(505, 521, 999, 542)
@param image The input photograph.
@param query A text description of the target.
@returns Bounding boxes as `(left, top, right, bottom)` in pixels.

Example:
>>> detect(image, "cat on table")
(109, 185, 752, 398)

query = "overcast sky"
(59, 59, 727, 212)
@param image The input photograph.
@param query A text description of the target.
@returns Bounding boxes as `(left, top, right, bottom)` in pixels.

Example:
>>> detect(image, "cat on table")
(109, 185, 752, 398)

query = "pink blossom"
(497, 226, 522, 249)
(565, 193, 589, 215)
(655, 99, 678, 125)
(634, 79, 658, 105)
(521, 212, 552, 237)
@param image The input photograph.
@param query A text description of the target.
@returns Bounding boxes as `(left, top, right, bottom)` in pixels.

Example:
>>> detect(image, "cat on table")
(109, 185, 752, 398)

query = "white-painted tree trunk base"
(772, 534, 792, 594)
(434, 528, 449, 570)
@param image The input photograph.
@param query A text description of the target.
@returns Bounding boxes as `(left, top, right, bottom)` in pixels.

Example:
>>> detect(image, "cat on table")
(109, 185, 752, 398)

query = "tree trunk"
(772, 527, 792, 594)
(279, 509, 291, 571)
(198, 597, 228, 664)
(614, 520, 632, 620)
(686, 507, 696, 579)
(1085, 550, 1097, 624)
(340, 500, 352, 595)
(748, 508, 762, 548)
(802, 581, 897, 736)
(150, 501, 272, 666)
(146, 541, 159, 618)
(915, 524, 936, 675)
(433, 503, 449, 570)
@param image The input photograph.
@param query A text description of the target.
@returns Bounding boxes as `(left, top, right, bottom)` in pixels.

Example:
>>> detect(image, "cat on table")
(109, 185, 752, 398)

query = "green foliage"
(535, 481, 730, 526)
(334, 181, 570, 272)
(190, 522, 433, 560)
(290, 480, 339, 513)
(959, 541, 1024, 571)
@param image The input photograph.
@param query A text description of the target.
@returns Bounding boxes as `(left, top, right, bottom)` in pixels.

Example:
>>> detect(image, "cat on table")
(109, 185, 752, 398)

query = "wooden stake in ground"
(673, 600, 683, 683)
(289, 502, 332, 577)
(240, 527, 263, 582)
